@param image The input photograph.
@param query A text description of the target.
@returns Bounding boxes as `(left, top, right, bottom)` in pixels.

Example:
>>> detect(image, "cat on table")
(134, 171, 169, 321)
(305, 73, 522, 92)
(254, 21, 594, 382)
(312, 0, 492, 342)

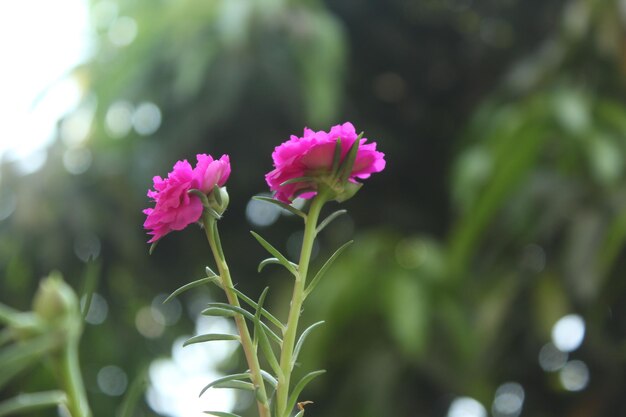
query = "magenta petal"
(143, 153, 232, 243)
(265, 122, 386, 202)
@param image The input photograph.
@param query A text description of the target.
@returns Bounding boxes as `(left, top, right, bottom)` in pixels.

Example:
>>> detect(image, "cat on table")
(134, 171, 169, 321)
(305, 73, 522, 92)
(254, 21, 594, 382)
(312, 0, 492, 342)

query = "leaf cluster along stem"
(275, 193, 328, 417)
(202, 215, 271, 417)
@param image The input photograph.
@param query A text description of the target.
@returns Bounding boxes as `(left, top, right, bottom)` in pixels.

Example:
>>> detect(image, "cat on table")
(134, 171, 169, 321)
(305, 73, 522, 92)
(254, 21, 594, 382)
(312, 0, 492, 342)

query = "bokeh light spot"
(81, 292, 109, 325)
(136, 306, 165, 338)
(551, 314, 585, 352)
(63, 147, 92, 175)
(108, 16, 138, 46)
(151, 293, 182, 326)
(447, 396, 487, 417)
(373, 72, 407, 103)
(287, 230, 319, 261)
(538, 342, 568, 372)
(246, 196, 281, 227)
(132, 102, 162, 136)
(105, 101, 134, 138)
(97, 365, 128, 396)
(492, 382, 524, 417)
(74, 233, 101, 262)
(559, 360, 589, 391)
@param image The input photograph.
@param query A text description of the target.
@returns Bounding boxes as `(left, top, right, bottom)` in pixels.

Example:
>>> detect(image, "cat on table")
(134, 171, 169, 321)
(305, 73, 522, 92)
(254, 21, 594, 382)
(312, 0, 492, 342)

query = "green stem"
(276, 194, 327, 417)
(202, 215, 271, 417)
(61, 337, 91, 417)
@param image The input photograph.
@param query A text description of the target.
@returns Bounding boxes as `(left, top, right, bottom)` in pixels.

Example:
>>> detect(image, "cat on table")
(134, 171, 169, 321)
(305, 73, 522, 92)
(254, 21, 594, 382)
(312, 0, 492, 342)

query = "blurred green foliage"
(2, 0, 626, 416)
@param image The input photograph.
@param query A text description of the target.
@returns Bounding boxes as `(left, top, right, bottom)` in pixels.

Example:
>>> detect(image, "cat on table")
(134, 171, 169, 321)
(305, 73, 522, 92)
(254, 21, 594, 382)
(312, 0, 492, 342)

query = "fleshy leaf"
(212, 380, 255, 391)
(188, 189, 211, 209)
(231, 287, 285, 331)
(253, 306, 283, 377)
(253, 287, 269, 346)
(250, 232, 297, 275)
(202, 303, 282, 345)
(206, 266, 218, 277)
(304, 241, 353, 298)
(260, 370, 278, 389)
(292, 321, 325, 369)
(0, 391, 67, 417)
(252, 196, 307, 219)
(201, 307, 236, 317)
(285, 370, 326, 416)
(163, 276, 220, 304)
(0, 335, 60, 389)
(315, 210, 347, 234)
(199, 373, 251, 397)
(183, 333, 239, 347)
(258, 258, 297, 274)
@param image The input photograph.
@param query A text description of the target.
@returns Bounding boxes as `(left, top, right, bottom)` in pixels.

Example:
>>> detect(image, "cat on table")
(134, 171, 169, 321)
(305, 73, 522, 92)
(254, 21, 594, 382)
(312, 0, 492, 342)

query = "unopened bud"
(208, 186, 230, 216)
(33, 272, 79, 323)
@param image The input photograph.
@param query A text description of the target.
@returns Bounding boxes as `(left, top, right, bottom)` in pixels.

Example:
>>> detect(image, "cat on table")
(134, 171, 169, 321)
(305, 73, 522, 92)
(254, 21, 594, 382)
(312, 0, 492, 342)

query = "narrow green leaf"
(201, 307, 236, 317)
(212, 381, 254, 391)
(0, 391, 66, 417)
(315, 210, 347, 235)
(253, 287, 270, 346)
(255, 314, 283, 377)
(285, 370, 326, 416)
(199, 373, 251, 397)
(304, 241, 353, 298)
(188, 189, 211, 209)
(258, 257, 279, 272)
(294, 411, 305, 417)
(164, 276, 220, 304)
(252, 196, 306, 219)
(330, 138, 342, 174)
(149, 241, 158, 255)
(0, 335, 60, 389)
(183, 334, 239, 347)
(250, 231, 297, 275)
(0, 329, 13, 347)
(0, 304, 21, 327)
(280, 176, 315, 186)
(231, 288, 285, 331)
(206, 266, 218, 277)
(260, 370, 278, 389)
(202, 303, 283, 346)
(337, 133, 362, 183)
(292, 321, 325, 368)
(204, 412, 242, 417)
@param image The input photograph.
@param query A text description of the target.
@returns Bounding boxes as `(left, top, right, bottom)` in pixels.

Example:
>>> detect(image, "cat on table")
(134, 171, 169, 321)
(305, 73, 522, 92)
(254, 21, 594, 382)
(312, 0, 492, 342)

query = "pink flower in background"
(266, 122, 386, 202)
(143, 154, 230, 243)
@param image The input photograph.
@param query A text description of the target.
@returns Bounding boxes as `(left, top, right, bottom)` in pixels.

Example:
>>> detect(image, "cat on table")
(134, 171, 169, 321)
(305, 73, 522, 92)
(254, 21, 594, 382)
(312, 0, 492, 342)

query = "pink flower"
(143, 154, 230, 243)
(265, 122, 385, 202)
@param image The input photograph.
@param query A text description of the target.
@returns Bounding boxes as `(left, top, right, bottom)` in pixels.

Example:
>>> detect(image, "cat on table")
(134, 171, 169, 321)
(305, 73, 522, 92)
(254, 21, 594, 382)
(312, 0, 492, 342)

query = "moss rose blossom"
(143, 154, 230, 243)
(265, 122, 386, 202)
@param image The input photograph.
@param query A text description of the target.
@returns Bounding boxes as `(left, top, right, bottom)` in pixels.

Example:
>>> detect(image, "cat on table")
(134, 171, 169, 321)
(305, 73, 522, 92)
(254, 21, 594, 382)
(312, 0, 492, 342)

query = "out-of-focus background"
(2, 0, 626, 416)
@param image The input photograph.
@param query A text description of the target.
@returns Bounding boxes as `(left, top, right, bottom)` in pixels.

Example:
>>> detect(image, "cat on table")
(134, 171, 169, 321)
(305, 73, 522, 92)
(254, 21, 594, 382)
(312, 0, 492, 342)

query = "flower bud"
(208, 186, 230, 217)
(33, 272, 79, 324)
